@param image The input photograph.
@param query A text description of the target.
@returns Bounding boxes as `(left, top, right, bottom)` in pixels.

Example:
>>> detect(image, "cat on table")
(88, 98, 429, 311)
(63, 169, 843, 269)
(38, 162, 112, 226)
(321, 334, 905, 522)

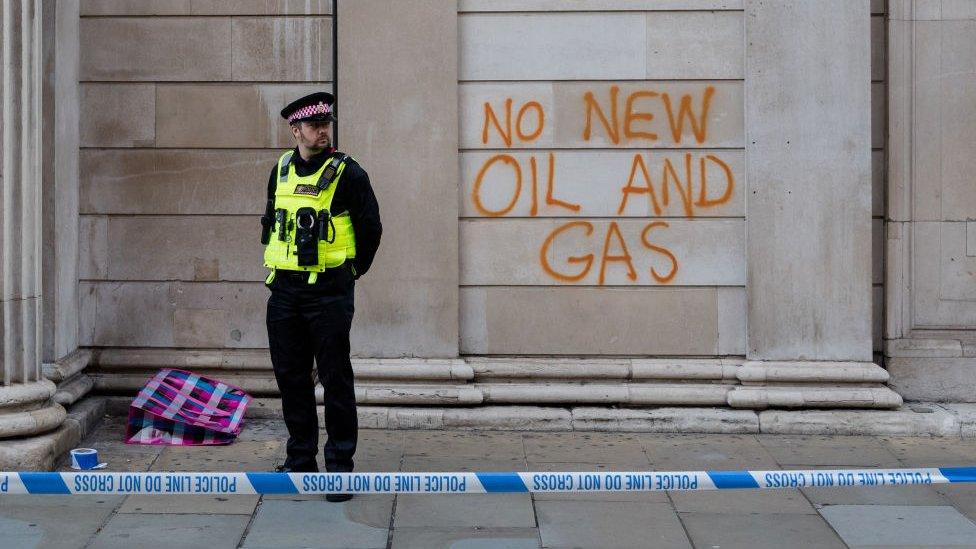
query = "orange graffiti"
(617, 153, 662, 216)
(661, 155, 694, 218)
(641, 221, 678, 283)
(661, 86, 715, 144)
(598, 221, 638, 285)
(539, 221, 595, 282)
(472, 154, 521, 217)
(624, 91, 659, 141)
(482, 98, 545, 146)
(696, 154, 734, 208)
(617, 152, 734, 218)
(583, 86, 621, 144)
(582, 85, 716, 145)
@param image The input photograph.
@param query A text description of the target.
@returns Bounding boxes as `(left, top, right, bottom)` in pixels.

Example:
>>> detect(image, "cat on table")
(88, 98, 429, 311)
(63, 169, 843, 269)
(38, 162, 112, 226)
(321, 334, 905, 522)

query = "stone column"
(0, 0, 67, 458)
(733, 0, 899, 409)
(337, 0, 459, 357)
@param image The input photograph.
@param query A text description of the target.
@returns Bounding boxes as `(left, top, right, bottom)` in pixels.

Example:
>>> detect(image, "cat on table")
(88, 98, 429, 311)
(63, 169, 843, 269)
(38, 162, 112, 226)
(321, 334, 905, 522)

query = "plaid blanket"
(125, 369, 251, 446)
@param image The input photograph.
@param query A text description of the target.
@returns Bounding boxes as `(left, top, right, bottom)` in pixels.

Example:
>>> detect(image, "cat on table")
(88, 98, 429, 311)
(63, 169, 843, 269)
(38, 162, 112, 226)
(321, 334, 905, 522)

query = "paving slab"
(536, 501, 691, 549)
(89, 513, 249, 549)
(642, 434, 779, 469)
(355, 429, 406, 471)
(0, 495, 123, 549)
(819, 505, 976, 547)
(402, 430, 524, 459)
(394, 493, 536, 528)
(803, 484, 950, 506)
(390, 527, 540, 549)
(679, 512, 846, 549)
(242, 498, 391, 548)
(670, 487, 816, 514)
(757, 435, 903, 467)
(936, 485, 976, 523)
(882, 436, 976, 467)
(150, 440, 283, 472)
(523, 432, 650, 465)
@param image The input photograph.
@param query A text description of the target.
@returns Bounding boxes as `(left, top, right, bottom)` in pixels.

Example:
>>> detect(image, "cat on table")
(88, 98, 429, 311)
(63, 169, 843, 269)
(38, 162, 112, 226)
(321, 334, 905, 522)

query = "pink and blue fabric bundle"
(125, 369, 252, 446)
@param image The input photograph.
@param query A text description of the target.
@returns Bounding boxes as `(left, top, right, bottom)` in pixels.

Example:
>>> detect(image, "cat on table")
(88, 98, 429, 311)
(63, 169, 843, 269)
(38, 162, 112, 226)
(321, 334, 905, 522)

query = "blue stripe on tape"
(246, 473, 298, 494)
(476, 472, 528, 493)
(19, 473, 70, 494)
(940, 467, 976, 483)
(707, 471, 760, 489)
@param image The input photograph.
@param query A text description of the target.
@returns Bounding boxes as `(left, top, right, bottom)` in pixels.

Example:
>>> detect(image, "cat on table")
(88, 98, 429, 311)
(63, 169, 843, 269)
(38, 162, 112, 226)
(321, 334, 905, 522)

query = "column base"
(0, 379, 66, 438)
(0, 397, 105, 470)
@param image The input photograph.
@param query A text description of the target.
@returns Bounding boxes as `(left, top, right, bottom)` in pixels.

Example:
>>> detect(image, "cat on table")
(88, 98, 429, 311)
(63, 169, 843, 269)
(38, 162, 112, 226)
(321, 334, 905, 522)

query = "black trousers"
(266, 266, 357, 473)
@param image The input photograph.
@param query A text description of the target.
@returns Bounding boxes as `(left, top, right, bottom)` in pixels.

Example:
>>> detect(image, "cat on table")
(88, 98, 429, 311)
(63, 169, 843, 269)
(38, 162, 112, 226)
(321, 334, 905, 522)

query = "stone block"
(717, 287, 748, 355)
(630, 358, 741, 381)
(758, 408, 960, 437)
(886, 338, 964, 358)
(537, 501, 691, 549)
(459, 0, 743, 10)
(680, 513, 844, 549)
(820, 505, 976, 547)
(872, 150, 884, 216)
(460, 219, 745, 286)
(79, 215, 264, 282)
(80, 149, 271, 215)
(887, 356, 976, 402)
(80, 84, 154, 147)
(460, 81, 743, 149)
(460, 287, 719, 355)
(232, 17, 332, 81)
(155, 84, 326, 148)
(460, 11, 742, 80)
(460, 150, 745, 218)
(90, 514, 249, 549)
(571, 407, 759, 434)
(81, 18, 233, 81)
(81, 0, 331, 15)
(79, 282, 268, 348)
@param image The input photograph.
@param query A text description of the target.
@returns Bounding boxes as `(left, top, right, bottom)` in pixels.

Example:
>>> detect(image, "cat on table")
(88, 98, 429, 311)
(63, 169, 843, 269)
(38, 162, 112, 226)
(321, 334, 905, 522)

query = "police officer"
(260, 92, 381, 502)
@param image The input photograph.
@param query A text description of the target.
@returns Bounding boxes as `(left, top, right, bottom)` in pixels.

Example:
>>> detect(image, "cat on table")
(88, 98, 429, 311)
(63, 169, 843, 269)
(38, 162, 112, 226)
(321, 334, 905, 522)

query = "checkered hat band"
(288, 102, 332, 123)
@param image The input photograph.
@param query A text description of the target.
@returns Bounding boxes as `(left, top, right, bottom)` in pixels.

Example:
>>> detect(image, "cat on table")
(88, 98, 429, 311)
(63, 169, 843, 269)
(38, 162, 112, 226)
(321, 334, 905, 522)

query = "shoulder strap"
(317, 152, 350, 191)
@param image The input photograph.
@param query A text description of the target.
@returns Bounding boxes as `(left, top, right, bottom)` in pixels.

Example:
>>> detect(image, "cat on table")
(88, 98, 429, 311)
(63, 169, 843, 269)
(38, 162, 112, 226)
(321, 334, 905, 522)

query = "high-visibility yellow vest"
(263, 150, 357, 284)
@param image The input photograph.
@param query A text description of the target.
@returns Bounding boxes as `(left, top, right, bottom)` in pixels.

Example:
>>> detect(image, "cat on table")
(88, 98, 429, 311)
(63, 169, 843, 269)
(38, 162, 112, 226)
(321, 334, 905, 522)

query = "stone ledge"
(737, 361, 890, 383)
(571, 407, 758, 433)
(43, 349, 92, 383)
(758, 407, 960, 436)
(54, 373, 95, 406)
(728, 386, 903, 409)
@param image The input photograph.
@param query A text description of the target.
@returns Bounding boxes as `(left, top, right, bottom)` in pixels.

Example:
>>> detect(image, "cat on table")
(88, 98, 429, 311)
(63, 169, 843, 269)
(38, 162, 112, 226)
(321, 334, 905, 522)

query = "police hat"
(281, 91, 336, 124)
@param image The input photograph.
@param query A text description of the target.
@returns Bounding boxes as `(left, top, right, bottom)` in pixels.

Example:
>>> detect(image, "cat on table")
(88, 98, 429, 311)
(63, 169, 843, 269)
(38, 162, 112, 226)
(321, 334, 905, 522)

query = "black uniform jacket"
(264, 148, 382, 278)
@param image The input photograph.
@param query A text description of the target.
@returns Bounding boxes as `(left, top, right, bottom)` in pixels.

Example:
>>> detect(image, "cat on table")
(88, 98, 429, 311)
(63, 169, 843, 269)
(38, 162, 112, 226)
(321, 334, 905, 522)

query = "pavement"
(2, 416, 976, 548)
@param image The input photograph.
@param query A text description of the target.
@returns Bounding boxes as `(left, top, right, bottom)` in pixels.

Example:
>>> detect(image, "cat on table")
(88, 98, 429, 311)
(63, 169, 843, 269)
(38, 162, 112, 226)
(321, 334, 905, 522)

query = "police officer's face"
(292, 120, 332, 150)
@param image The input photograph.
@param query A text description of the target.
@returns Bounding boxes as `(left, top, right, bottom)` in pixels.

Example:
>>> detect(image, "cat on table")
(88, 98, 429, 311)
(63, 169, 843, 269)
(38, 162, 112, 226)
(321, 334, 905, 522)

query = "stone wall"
(77, 1, 333, 350)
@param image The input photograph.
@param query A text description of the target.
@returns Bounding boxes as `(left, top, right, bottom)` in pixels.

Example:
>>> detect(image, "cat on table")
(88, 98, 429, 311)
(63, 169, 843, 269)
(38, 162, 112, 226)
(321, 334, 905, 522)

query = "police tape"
(1, 467, 975, 495)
